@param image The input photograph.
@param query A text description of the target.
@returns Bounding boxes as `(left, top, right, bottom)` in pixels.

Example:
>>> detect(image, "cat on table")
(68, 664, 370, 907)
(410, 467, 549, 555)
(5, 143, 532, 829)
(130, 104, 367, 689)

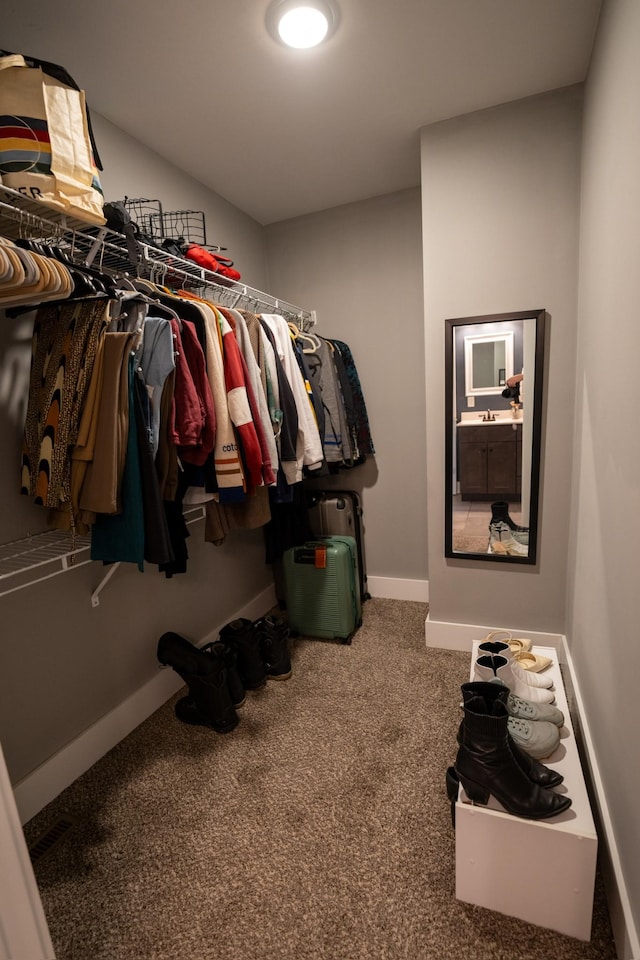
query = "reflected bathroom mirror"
(444, 309, 546, 564)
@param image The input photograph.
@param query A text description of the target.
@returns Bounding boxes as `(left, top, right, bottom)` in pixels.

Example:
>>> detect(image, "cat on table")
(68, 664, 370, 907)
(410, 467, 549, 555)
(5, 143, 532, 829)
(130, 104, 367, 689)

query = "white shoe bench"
(455, 642, 598, 941)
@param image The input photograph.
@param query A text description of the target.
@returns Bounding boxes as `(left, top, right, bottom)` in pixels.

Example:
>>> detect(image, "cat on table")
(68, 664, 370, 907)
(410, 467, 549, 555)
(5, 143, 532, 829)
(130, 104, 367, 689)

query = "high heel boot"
(218, 618, 267, 690)
(157, 632, 238, 734)
(459, 682, 563, 786)
(454, 695, 571, 820)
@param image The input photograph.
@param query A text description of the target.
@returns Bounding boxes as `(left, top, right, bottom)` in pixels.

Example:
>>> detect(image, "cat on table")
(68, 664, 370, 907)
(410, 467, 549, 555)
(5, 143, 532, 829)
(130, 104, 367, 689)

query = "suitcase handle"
(294, 543, 328, 567)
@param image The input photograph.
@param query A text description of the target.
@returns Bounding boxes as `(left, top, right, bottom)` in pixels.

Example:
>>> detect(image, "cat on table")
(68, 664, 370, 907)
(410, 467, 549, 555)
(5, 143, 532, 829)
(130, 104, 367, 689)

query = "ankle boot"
(491, 500, 529, 534)
(255, 614, 292, 680)
(157, 632, 238, 733)
(460, 682, 563, 786)
(219, 618, 267, 690)
(455, 695, 571, 820)
(202, 640, 246, 707)
(475, 654, 555, 703)
(478, 641, 554, 689)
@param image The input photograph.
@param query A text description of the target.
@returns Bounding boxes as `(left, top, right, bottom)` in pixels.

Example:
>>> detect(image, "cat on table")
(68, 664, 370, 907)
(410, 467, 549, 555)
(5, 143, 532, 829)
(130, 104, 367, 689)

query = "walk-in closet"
(1, 2, 639, 959)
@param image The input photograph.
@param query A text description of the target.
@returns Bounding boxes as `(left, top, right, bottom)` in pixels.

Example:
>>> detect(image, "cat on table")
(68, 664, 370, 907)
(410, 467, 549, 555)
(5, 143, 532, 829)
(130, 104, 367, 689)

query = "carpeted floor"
(23, 599, 617, 960)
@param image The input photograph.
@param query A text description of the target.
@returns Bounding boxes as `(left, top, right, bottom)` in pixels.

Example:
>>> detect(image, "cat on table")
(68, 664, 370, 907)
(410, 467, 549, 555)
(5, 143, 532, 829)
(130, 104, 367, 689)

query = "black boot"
(459, 682, 563, 788)
(255, 614, 292, 680)
(218, 619, 267, 690)
(157, 632, 238, 734)
(202, 640, 246, 708)
(445, 766, 460, 829)
(491, 500, 529, 532)
(455, 695, 571, 820)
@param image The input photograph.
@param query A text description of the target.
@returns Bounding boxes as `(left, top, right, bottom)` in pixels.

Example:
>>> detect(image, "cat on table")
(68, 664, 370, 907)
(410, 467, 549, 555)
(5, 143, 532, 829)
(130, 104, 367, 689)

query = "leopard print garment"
(21, 298, 110, 510)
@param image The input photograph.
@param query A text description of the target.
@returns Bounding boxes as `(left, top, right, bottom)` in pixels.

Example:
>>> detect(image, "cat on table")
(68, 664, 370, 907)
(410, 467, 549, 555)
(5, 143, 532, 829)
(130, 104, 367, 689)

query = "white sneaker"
(507, 693, 564, 727)
(507, 716, 560, 759)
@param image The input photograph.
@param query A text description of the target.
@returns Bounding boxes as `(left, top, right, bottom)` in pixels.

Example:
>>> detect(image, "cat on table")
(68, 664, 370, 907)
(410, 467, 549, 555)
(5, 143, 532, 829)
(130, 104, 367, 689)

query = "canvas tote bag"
(0, 52, 106, 225)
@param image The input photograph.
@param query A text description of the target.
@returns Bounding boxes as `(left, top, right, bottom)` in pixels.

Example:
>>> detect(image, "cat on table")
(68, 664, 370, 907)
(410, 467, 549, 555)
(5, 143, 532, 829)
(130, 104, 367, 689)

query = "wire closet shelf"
(0, 184, 315, 326)
(0, 185, 315, 602)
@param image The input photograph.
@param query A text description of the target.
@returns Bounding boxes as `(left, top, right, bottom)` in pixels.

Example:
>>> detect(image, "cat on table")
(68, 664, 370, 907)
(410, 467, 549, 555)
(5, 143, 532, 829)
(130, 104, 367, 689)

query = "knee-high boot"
(157, 631, 238, 734)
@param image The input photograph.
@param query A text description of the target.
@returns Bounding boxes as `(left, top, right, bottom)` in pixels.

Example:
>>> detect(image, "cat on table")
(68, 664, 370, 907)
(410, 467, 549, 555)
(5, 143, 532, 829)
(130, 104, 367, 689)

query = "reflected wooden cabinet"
(457, 424, 522, 500)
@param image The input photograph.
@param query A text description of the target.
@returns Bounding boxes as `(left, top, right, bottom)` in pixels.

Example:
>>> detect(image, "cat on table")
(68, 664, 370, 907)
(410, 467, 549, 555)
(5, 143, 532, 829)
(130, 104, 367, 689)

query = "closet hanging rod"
(0, 184, 315, 326)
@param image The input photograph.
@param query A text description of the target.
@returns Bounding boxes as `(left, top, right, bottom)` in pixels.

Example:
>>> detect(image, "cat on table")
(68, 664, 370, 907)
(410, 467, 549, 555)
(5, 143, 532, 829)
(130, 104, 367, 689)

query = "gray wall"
(0, 116, 273, 785)
(265, 188, 427, 584)
(569, 0, 640, 942)
(421, 86, 583, 633)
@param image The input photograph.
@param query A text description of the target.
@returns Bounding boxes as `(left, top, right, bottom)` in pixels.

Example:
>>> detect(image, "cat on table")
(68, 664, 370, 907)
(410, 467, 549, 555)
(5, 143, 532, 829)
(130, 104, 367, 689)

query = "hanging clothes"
(12, 220, 375, 565)
(90, 354, 145, 568)
(20, 298, 110, 519)
(260, 314, 324, 481)
(328, 338, 375, 459)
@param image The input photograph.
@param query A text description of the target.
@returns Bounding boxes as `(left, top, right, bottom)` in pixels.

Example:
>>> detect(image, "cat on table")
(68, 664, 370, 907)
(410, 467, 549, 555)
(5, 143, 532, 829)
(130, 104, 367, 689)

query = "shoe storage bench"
(455, 643, 598, 941)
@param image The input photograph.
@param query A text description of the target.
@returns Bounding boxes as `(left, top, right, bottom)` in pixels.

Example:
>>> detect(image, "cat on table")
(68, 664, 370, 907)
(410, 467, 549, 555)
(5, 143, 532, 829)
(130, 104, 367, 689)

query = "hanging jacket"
(260, 314, 323, 481)
(217, 308, 264, 497)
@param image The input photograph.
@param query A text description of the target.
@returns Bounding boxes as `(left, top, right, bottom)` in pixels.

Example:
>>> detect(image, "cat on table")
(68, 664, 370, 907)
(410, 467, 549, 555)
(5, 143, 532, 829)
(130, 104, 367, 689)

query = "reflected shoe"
(475, 654, 556, 703)
(491, 501, 529, 541)
(489, 521, 529, 556)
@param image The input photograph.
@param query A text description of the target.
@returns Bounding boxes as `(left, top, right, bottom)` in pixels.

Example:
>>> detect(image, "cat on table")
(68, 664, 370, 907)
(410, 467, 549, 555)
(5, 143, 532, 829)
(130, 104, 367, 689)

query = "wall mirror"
(445, 309, 546, 564)
(464, 331, 514, 396)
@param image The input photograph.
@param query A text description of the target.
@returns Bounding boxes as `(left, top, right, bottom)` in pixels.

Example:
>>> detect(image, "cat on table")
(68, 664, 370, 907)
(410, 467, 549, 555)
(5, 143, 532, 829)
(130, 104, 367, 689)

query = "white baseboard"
(367, 576, 429, 602)
(424, 614, 563, 652)
(13, 584, 276, 826)
(426, 612, 639, 959)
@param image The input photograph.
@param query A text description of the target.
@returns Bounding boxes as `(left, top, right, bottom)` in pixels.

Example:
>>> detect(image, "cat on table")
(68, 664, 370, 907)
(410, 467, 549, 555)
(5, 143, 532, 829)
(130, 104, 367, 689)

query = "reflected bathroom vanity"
(457, 416, 522, 500)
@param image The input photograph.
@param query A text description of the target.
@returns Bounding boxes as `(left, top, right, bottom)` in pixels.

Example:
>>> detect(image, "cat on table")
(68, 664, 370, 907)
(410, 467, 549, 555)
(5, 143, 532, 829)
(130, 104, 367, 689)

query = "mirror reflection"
(444, 309, 545, 564)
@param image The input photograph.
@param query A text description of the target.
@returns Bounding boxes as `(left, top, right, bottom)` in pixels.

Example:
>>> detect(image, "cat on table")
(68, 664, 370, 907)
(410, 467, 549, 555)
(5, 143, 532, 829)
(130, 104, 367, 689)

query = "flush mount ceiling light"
(266, 0, 339, 49)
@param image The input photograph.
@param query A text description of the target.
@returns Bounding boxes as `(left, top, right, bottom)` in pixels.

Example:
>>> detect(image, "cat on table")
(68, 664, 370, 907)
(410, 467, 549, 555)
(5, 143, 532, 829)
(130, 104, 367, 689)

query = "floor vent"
(28, 814, 78, 864)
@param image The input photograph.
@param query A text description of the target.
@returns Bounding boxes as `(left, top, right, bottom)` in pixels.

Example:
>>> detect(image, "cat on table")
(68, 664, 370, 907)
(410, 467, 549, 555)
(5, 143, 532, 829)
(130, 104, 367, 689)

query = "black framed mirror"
(444, 309, 546, 564)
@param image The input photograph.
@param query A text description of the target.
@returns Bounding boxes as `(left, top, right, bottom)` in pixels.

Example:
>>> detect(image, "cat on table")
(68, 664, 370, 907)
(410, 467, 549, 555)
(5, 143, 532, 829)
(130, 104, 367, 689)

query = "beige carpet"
(23, 599, 616, 960)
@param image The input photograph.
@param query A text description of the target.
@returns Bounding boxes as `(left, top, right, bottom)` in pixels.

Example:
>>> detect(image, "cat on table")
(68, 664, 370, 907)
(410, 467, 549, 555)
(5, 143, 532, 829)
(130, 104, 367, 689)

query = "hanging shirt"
(138, 316, 175, 458)
(260, 314, 324, 481)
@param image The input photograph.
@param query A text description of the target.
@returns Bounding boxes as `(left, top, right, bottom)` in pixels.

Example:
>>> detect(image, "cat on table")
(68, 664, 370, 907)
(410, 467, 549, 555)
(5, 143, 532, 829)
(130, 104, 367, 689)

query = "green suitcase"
(283, 536, 362, 644)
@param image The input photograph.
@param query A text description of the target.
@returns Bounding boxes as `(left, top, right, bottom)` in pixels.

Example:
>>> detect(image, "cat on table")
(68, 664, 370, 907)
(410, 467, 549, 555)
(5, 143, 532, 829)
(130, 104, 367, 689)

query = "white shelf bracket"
(91, 562, 121, 608)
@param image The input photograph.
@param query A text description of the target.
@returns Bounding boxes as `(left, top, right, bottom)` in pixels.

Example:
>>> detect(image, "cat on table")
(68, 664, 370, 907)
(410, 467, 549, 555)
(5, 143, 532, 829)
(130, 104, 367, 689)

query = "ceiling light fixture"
(266, 0, 339, 49)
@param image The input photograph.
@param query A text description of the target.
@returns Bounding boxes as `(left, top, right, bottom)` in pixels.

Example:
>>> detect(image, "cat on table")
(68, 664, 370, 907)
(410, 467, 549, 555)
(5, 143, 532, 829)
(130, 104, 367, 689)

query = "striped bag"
(0, 52, 105, 225)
